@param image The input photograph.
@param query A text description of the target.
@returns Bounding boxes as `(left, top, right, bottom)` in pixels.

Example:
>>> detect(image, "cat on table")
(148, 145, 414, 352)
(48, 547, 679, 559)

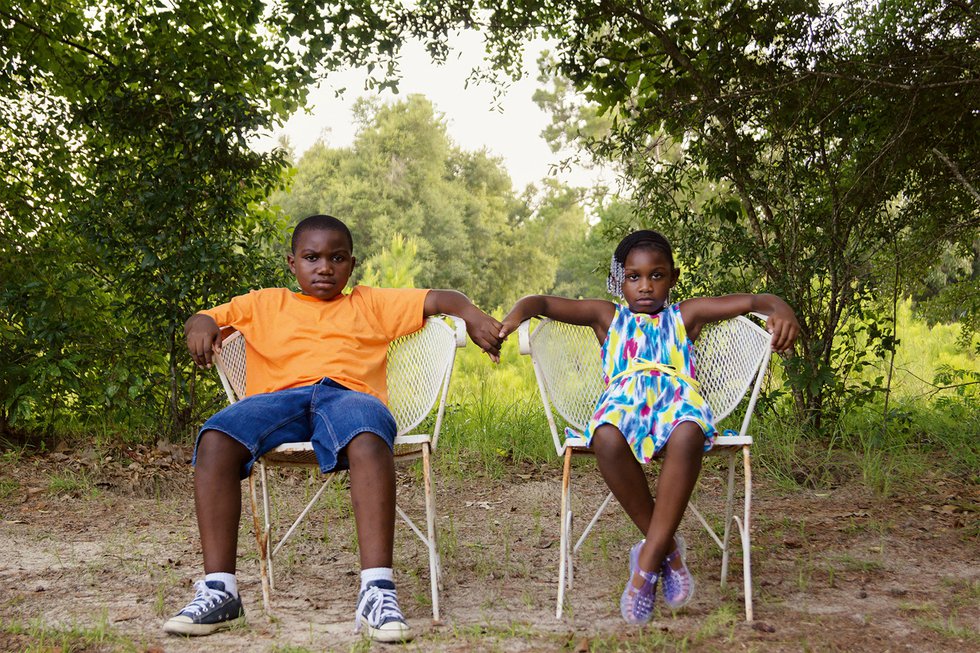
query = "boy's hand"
(766, 305, 800, 354)
(185, 314, 222, 368)
(461, 306, 504, 363)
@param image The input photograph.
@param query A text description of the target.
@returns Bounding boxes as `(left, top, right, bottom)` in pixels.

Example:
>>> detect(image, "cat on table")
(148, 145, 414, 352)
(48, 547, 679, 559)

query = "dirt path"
(1, 445, 977, 651)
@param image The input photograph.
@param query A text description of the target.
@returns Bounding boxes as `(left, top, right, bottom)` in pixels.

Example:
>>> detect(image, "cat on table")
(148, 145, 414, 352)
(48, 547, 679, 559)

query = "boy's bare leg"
(194, 429, 251, 574)
(345, 432, 396, 568)
(635, 422, 704, 582)
(592, 424, 655, 533)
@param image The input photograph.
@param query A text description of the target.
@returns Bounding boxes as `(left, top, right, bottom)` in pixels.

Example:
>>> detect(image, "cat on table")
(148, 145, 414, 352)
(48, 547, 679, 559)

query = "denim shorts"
(194, 378, 397, 478)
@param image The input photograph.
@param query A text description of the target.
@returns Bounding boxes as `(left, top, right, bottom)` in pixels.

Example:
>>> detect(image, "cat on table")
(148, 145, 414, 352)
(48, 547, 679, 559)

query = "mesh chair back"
(213, 318, 456, 436)
(386, 318, 457, 436)
(693, 316, 772, 422)
(528, 320, 604, 431)
(215, 331, 247, 402)
(528, 314, 772, 431)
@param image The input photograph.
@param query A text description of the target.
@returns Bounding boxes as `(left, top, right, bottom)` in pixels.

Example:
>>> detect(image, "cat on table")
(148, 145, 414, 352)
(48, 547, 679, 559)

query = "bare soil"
(1, 443, 977, 652)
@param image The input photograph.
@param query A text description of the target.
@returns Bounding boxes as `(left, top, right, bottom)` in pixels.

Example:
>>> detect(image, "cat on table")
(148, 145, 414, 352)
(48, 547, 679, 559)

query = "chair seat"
(561, 432, 752, 453)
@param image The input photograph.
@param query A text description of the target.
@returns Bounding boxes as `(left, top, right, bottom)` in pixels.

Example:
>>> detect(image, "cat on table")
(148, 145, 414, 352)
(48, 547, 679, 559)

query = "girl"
(499, 230, 799, 624)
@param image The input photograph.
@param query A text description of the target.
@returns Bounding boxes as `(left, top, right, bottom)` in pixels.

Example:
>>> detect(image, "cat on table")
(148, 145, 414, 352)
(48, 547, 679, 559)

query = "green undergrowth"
(3, 304, 974, 498)
(0, 613, 141, 652)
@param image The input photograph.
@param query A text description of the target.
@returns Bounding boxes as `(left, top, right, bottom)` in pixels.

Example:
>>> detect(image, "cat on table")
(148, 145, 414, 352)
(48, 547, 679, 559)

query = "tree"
(359, 233, 424, 288)
(0, 1, 336, 439)
(362, 0, 980, 427)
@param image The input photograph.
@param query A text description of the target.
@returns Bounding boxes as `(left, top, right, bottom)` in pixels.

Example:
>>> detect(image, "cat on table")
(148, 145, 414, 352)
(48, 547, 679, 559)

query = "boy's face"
(621, 246, 679, 314)
(287, 228, 356, 301)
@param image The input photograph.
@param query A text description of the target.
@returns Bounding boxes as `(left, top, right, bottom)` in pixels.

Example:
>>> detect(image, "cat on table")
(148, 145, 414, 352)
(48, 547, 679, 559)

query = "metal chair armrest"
(518, 319, 533, 355)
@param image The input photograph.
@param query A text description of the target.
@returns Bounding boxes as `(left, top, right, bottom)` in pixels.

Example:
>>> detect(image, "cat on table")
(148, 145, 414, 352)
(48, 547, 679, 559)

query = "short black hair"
(291, 214, 354, 253)
(613, 230, 674, 268)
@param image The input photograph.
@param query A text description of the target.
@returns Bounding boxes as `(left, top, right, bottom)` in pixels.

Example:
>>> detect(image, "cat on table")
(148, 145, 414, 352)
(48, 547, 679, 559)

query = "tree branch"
(0, 8, 112, 65)
(932, 148, 980, 205)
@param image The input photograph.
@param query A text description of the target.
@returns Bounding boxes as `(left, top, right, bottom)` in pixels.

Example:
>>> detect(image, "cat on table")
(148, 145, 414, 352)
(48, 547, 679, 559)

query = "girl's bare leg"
(591, 424, 654, 531)
(592, 424, 684, 563)
(634, 422, 704, 585)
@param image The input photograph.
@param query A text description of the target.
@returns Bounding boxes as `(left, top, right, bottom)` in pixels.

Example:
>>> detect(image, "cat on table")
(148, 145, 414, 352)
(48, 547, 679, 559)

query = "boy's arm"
(500, 295, 616, 342)
(680, 293, 800, 353)
(185, 313, 222, 368)
(424, 290, 503, 362)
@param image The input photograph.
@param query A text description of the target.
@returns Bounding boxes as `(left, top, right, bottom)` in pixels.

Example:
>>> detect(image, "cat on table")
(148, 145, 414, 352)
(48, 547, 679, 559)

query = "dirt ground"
(1, 442, 978, 652)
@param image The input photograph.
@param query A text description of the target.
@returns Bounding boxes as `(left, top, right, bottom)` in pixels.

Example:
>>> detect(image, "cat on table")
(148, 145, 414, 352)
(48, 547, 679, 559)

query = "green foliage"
(358, 233, 423, 288)
(0, 0, 328, 439)
(273, 95, 592, 309)
(375, 0, 980, 430)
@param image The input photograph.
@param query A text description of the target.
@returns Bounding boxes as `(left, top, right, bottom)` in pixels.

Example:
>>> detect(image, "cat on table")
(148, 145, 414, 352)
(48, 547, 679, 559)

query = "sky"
(253, 32, 612, 192)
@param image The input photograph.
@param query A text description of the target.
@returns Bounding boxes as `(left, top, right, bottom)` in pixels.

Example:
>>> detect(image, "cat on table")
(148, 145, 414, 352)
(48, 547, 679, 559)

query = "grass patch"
(0, 612, 140, 652)
(45, 469, 97, 498)
(915, 612, 980, 645)
(0, 477, 19, 501)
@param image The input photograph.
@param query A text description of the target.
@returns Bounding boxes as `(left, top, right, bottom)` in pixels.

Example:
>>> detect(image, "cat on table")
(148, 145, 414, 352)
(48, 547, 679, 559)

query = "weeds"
(0, 611, 138, 652)
(45, 469, 97, 498)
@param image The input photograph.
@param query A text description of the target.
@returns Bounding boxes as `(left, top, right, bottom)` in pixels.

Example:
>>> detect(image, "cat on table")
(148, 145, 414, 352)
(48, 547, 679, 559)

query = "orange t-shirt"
(200, 286, 429, 403)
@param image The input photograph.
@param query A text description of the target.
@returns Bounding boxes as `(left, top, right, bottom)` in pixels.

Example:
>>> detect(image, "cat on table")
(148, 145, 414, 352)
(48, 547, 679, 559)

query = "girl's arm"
(499, 295, 617, 343)
(680, 294, 800, 352)
(424, 289, 503, 362)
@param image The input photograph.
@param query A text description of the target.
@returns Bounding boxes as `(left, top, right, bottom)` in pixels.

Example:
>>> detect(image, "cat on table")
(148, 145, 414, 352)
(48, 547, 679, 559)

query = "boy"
(164, 214, 503, 643)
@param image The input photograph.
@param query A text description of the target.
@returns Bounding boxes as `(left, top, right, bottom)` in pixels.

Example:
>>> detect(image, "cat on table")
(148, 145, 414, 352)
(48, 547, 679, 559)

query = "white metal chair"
(517, 315, 772, 621)
(212, 315, 466, 621)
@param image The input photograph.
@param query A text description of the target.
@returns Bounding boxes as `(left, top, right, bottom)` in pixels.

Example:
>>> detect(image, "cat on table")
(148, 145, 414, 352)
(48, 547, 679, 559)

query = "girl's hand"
(498, 315, 522, 340)
(766, 306, 800, 354)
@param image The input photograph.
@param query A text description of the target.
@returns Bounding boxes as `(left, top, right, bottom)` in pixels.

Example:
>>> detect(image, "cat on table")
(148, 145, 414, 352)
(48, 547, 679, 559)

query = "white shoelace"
(181, 580, 230, 617)
(354, 585, 403, 632)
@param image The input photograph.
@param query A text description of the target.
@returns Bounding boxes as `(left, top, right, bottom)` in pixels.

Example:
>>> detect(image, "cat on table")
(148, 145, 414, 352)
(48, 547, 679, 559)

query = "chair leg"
(556, 447, 573, 619)
(741, 445, 754, 622)
(422, 443, 441, 622)
(720, 453, 737, 589)
(248, 466, 272, 613)
(261, 462, 274, 592)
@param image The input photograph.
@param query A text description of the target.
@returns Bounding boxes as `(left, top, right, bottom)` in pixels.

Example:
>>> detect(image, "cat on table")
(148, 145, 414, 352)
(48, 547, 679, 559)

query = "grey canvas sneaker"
(163, 580, 245, 636)
(354, 580, 413, 643)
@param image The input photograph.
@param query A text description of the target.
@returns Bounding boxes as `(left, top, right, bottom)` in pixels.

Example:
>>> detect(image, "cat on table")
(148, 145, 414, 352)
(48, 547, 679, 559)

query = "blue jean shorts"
(194, 378, 397, 478)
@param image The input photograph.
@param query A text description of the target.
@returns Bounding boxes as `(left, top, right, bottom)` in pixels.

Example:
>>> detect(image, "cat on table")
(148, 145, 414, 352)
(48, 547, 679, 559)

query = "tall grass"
(438, 335, 555, 476)
(756, 301, 978, 492)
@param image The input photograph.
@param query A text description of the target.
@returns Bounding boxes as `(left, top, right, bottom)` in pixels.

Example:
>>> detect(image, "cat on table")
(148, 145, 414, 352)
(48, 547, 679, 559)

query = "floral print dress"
(582, 303, 716, 463)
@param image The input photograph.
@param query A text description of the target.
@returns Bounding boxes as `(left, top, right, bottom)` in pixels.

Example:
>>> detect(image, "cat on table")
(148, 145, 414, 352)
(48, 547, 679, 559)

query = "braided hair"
(606, 230, 675, 298)
(291, 214, 354, 253)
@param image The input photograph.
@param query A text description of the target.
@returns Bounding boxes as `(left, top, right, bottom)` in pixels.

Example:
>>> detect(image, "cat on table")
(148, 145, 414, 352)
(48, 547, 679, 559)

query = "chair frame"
(212, 315, 466, 621)
(518, 314, 772, 622)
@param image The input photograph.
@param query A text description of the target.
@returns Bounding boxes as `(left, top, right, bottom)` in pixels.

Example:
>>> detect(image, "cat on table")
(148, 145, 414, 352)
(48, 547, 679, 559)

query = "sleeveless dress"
(582, 303, 716, 463)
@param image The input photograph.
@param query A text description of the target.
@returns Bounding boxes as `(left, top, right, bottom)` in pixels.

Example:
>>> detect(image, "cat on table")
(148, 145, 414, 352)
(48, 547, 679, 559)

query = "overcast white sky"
(253, 33, 611, 192)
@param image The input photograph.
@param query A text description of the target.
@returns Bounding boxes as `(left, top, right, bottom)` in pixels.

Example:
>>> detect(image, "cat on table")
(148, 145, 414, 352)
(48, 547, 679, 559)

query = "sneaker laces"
(354, 585, 404, 632)
(181, 580, 231, 617)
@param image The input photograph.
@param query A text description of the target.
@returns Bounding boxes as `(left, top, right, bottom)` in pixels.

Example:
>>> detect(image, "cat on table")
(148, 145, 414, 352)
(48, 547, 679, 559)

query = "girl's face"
(287, 228, 356, 301)
(621, 246, 679, 314)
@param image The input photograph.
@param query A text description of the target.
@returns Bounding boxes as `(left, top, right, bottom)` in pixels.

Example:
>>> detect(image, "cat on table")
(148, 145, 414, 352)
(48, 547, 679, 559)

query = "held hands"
(185, 314, 222, 368)
(461, 306, 504, 363)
